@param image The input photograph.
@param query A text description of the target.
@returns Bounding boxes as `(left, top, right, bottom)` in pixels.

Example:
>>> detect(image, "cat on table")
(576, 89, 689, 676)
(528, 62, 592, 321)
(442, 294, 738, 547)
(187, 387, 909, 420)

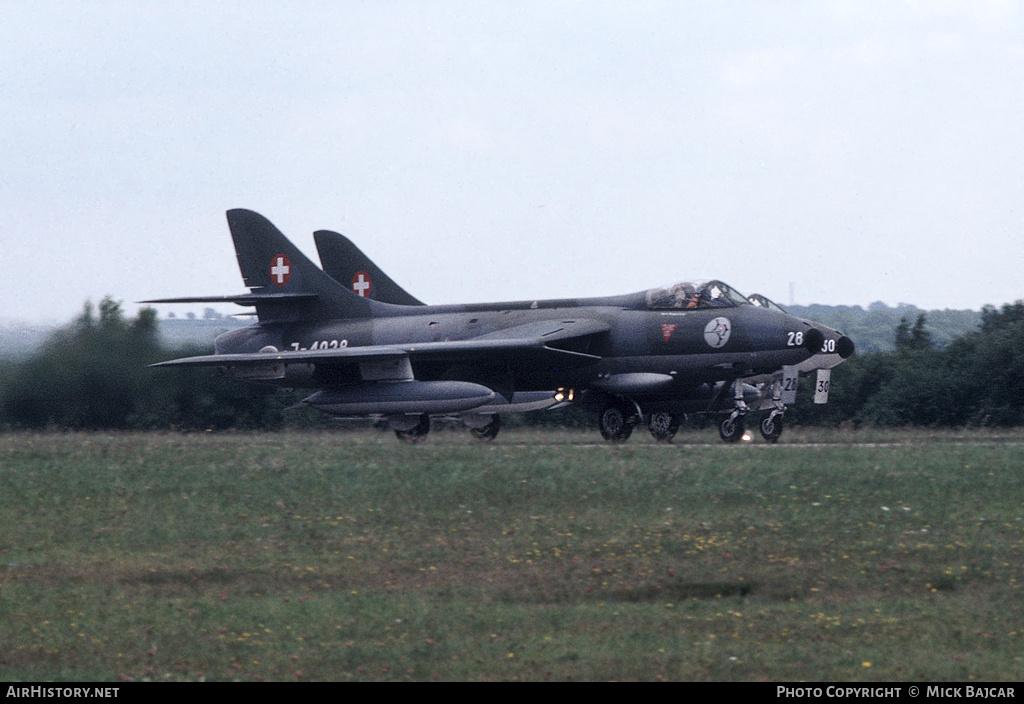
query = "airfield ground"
(1, 428, 1023, 681)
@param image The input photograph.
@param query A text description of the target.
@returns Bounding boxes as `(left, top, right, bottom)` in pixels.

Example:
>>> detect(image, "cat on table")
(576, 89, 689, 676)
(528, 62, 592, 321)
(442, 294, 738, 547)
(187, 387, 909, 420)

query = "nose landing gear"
(718, 379, 750, 443)
(720, 376, 787, 444)
(719, 412, 745, 443)
(759, 410, 784, 443)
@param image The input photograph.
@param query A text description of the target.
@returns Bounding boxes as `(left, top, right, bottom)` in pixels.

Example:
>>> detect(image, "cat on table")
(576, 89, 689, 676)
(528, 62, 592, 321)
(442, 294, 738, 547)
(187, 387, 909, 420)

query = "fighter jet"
(147, 209, 854, 443)
(313, 230, 853, 443)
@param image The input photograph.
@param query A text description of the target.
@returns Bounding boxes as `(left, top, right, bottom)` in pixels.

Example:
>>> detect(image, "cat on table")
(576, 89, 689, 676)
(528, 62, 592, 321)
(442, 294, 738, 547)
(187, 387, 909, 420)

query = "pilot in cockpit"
(647, 281, 747, 310)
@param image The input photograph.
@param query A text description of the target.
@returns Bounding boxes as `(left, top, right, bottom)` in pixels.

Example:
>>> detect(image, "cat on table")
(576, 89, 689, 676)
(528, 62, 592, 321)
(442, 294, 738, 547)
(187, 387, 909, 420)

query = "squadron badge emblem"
(703, 317, 732, 348)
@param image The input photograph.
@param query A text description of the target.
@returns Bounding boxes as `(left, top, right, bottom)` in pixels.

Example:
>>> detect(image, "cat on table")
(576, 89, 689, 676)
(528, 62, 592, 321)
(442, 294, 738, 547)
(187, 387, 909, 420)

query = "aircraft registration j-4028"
(147, 210, 854, 444)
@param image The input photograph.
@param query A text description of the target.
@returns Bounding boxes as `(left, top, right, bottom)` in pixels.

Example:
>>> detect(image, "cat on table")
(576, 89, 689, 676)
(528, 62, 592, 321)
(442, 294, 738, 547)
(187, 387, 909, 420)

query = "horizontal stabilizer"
(145, 210, 387, 323)
(141, 292, 318, 306)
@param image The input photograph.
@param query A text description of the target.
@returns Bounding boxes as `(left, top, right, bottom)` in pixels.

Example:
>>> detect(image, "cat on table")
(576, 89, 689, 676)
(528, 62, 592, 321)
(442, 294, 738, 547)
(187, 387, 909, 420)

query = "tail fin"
(313, 230, 425, 306)
(227, 209, 379, 323)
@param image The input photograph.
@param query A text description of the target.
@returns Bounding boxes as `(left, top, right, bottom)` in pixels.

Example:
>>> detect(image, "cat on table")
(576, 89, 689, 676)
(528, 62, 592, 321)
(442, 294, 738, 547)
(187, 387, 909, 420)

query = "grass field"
(1, 428, 1023, 681)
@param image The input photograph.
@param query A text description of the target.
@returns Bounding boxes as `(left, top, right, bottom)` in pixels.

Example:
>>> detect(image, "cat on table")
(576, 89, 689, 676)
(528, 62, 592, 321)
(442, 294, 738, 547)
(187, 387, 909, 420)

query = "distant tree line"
(794, 304, 1024, 427)
(1, 297, 1022, 431)
(0, 298, 325, 431)
(786, 301, 980, 353)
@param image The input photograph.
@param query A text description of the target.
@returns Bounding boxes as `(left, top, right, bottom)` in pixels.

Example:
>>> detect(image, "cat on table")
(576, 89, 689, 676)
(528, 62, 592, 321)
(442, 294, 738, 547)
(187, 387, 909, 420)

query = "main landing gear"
(598, 403, 634, 443)
(469, 414, 501, 442)
(648, 411, 681, 443)
(393, 413, 502, 443)
(394, 414, 430, 444)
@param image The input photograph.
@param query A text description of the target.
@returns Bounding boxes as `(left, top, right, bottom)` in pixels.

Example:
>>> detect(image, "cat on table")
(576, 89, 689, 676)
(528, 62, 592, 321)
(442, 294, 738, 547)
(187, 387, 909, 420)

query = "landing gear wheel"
(599, 404, 634, 443)
(470, 415, 501, 442)
(648, 412, 679, 443)
(719, 414, 745, 443)
(395, 414, 430, 444)
(760, 413, 783, 443)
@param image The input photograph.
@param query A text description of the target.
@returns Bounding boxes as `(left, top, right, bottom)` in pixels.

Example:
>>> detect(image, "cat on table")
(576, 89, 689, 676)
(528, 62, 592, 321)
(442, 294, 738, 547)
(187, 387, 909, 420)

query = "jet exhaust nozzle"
(804, 328, 825, 355)
(837, 336, 855, 359)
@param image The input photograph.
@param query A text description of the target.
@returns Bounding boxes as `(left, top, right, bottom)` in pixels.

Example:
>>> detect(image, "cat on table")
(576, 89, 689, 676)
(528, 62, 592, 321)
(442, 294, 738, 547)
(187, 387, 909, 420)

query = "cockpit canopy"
(747, 293, 788, 313)
(645, 280, 751, 310)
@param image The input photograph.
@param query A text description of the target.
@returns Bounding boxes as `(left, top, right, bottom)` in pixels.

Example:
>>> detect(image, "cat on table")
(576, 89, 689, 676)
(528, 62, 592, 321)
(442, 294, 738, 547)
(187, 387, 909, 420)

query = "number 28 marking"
(788, 332, 838, 354)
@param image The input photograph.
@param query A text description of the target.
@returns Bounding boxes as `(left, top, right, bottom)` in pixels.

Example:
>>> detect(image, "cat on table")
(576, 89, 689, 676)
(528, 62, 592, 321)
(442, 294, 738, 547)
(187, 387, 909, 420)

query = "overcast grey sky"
(3, 1, 1023, 323)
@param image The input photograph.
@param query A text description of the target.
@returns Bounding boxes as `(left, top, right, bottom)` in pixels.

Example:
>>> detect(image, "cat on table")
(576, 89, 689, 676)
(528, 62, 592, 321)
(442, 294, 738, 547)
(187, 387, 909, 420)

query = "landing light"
(554, 388, 575, 403)
(742, 433, 752, 442)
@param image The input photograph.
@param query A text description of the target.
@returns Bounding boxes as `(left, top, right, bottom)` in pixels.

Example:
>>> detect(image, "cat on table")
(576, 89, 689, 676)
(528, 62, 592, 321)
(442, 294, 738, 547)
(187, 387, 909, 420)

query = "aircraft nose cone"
(837, 335, 855, 359)
(804, 328, 825, 355)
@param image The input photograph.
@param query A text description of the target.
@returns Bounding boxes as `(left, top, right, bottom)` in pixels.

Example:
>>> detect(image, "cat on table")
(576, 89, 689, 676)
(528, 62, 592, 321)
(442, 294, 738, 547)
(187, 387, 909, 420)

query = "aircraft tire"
(760, 414, 783, 443)
(395, 414, 430, 444)
(599, 404, 633, 443)
(470, 415, 501, 442)
(648, 412, 679, 443)
(719, 414, 745, 443)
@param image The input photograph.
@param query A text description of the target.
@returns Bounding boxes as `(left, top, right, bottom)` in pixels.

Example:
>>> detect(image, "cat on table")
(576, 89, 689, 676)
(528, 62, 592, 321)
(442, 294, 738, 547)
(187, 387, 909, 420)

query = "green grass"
(1, 428, 1023, 681)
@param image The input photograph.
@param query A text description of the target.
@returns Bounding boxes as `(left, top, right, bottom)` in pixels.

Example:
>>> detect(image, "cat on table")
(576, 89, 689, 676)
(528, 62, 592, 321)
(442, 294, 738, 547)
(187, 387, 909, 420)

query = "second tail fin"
(313, 229, 425, 306)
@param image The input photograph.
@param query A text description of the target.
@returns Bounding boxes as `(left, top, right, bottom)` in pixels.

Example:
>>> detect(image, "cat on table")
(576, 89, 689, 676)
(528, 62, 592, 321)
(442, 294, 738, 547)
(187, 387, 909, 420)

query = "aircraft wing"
(152, 318, 609, 369)
(472, 318, 608, 342)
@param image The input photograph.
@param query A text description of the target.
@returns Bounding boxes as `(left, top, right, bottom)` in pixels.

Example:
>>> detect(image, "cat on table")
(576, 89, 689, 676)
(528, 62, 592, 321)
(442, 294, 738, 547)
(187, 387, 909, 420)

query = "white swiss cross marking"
(270, 255, 291, 287)
(352, 271, 372, 298)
